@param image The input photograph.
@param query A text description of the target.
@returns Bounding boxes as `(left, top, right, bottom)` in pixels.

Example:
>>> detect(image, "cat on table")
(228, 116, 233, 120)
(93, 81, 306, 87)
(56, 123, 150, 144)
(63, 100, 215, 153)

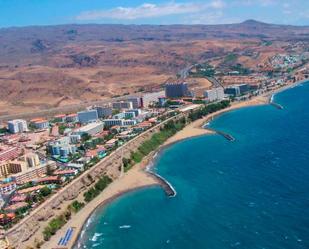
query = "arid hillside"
(0, 20, 308, 116)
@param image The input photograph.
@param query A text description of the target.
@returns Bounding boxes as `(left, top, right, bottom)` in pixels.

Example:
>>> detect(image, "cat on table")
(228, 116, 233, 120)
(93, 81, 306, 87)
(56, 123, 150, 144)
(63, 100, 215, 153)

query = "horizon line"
(1, 19, 309, 30)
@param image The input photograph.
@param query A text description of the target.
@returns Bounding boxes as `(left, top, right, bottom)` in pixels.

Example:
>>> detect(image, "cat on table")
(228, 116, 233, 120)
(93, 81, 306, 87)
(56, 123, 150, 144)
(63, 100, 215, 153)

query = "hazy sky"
(0, 0, 308, 28)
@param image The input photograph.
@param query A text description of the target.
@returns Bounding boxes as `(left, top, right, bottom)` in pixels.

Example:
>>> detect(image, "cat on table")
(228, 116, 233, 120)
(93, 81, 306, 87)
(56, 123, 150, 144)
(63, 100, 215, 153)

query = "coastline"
(45, 79, 306, 249)
(44, 159, 159, 249)
(164, 95, 268, 146)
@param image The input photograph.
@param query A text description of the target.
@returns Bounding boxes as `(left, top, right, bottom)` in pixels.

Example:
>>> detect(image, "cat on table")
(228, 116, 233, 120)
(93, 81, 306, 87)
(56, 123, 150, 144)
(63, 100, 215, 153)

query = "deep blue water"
(76, 82, 309, 249)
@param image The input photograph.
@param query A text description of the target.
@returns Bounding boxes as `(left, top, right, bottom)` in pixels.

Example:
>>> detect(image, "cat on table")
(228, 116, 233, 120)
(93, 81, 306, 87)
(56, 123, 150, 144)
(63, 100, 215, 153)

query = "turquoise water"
(75, 83, 309, 249)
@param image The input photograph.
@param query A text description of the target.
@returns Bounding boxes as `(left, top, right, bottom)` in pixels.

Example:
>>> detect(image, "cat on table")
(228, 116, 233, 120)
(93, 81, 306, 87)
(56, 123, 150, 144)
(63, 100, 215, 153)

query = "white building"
(122, 120, 137, 126)
(126, 97, 142, 109)
(204, 89, 218, 102)
(204, 87, 225, 102)
(77, 110, 98, 124)
(73, 122, 104, 136)
(103, 119, 124, 128)
(103, 119, 137, 128)
(69, 134, 82, 144)
(215, 87, 225, 100)
(93, 106, 112, 118)
(7, 119, 28, 134)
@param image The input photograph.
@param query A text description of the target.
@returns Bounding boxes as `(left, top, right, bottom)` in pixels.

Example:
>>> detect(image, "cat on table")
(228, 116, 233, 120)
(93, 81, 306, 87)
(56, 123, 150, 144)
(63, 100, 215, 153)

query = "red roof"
(0, 213, 15, 219)
(138, 121, 152, 127)
(10, 194, 27, 203)
(30, 118, 44, 122)
(36, 176, 59, 183)
(67, 113, 77, 117)
(54, 114, 66, 118)
(4, 202, 28, 211)
(85, 150, 97, 157)
(53, 170, 76, 175)
(17, 185, 44, 194)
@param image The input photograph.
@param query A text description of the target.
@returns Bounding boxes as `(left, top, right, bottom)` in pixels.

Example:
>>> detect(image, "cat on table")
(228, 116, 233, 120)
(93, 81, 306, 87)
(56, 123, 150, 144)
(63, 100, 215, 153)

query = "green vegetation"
(230, 63, 251, 75)
(189, 63, 215, 78)
(166, 100, 183, 106)
(84, 137, 105, 150)
(39, 186, 52, 197)
(83, 175, 112, 202)
(122, 117, 187, 172)
(43, 211, 71, 241)
(188, 100, 230, 121)
(0, 127, 7, 134)
(130, 151, 144, 163)
(224, 53, 237, 63)
(69, 200, 85, 213)
(112, 109, 120, 115)
(262, 40, 272, 46)
(81, 133, 92, 142)
(192, 99, 205, 104)
(58, 124, 67, 135)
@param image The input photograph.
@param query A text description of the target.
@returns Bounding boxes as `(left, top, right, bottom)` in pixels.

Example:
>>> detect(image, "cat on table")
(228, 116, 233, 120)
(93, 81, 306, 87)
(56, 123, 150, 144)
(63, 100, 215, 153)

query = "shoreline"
(44, 159, 160, 249)
(45, 79, 306, 249)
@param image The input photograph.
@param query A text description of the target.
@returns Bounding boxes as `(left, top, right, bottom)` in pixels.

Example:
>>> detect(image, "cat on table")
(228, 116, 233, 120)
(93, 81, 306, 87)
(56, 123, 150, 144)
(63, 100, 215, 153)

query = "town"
(0, 53, 308, 248)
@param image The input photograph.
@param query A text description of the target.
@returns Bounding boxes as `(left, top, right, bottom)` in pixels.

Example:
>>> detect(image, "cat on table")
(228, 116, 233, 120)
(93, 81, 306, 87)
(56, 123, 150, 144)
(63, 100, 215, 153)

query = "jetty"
(270, 102, 284, 110)
(147, 171, 176, 197)
(205, 127, 235, 141)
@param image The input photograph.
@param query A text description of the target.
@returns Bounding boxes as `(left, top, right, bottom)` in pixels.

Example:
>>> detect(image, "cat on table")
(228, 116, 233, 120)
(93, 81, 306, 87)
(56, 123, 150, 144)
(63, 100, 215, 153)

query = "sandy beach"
(43, 160, 159, 249)
(42, 81, 303, 249)
(164, 95, 268, 146)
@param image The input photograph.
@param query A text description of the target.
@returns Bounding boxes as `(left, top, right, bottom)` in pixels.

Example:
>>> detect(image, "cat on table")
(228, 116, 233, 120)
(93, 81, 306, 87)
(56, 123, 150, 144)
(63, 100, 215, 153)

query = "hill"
(0, 20, 308, 116)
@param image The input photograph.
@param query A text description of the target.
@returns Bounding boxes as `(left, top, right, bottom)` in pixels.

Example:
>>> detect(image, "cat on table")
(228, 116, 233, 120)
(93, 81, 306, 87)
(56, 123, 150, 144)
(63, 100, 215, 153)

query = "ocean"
(75, 82, 309, 249)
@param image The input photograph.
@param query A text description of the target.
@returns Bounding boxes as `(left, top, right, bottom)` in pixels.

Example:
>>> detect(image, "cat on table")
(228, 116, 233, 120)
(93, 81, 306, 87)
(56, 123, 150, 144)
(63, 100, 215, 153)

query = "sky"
(0, 0, 308, 28)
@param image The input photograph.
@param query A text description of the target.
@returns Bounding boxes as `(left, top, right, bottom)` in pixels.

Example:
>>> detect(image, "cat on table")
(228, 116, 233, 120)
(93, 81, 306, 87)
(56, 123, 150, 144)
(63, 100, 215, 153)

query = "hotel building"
(165, 82, 190, 98)
(7, 119, 28, 134)
(77, 110, 98, 124)
(112, 101, 133, 110)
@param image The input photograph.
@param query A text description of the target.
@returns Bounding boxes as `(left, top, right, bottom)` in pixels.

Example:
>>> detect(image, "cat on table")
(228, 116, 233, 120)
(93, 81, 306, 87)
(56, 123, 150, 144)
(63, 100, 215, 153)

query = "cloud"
(76, 1, 226, 21)
(235, 0, 277, 6)
(209, 0, 226, 9)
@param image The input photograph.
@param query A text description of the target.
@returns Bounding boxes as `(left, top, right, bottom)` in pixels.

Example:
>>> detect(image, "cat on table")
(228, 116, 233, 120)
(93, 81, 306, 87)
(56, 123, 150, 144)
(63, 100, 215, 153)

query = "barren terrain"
(0, 20, 308, 116)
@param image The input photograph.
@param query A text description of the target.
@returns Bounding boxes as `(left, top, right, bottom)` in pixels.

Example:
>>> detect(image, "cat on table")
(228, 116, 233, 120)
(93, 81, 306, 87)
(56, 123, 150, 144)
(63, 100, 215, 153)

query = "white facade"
(204, 89, 218, 102)
(69, 134, 81, 144)
(33, 120, 49, 130)
(215, 87, 225, 100)
(103, 119, 124, 127)
(8, 119, 28, 133)
(204, 87, 225, 102)
(103, 119, 137, 127)
(73, 122, 104, 136)
(122, 120, 137, 126)
(94, 106, 112, 118)
(77, 110, 98, 124)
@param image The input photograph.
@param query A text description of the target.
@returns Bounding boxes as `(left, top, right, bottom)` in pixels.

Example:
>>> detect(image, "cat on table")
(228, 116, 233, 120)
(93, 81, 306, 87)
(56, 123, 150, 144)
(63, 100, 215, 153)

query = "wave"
(119, 225, 131, 229)
(91, 233, 103, 242)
